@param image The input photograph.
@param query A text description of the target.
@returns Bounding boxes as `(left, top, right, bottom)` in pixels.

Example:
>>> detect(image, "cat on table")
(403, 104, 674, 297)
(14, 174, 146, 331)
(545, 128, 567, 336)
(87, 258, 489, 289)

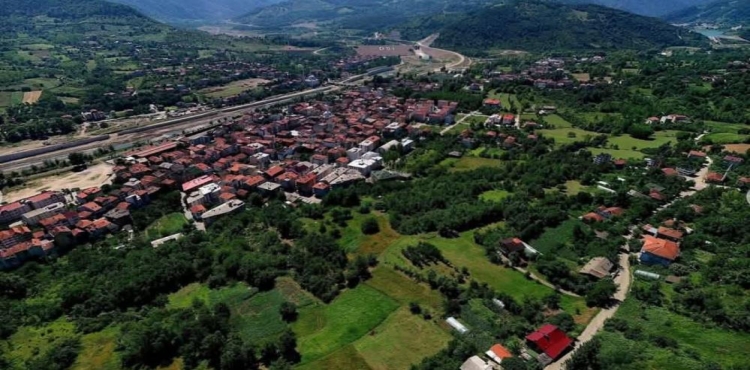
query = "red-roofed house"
(483, 98, 501, 107)
(264, 166, 285, 179)
(525, 324, 573, 362)
(0, 226, 32, 249)
(705, 172, 725, 183)
(182, 175, 214, 193)
(25, 191, 65, 209)
(640, 235, 680, 266)
(657, 226, 684, 242)
(583, 212, 605, 223)
(0, 201, 32, 224)
(486, 344, 513, 364)
(662, 168, 678, 177)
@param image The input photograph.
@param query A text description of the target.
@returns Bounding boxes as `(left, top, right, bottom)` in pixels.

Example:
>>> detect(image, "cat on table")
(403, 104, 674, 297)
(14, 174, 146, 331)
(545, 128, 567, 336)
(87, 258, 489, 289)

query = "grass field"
(439, 156, 505, 172)
(365, 267, 444, 312)
(607, 130, 679, 151)
(0, 91, 24, 108)
(354, 307, 451, 370)
(168, 278, 316, 344)
(199, 78, 270, 99)
(487, 90, 519, 109)
(145, 212, 187, 239)
(530, 219, 582, 261)
(1, 318, 76, 370)
(380, 232, 587, 316)
(337, 212, 400, 255)
(544, 114, 574, 128)
(563, 180, 587, 195)
(539, 127, 596, 145)
(479, 189, 511, 202)
(445, 123, 471, 135)
(704, 132, 746, 144)
(600, 297, 750, 369)
(293, 284, 399, 364)
(589, 147, 645, 159)
(73, 326, 120, 370)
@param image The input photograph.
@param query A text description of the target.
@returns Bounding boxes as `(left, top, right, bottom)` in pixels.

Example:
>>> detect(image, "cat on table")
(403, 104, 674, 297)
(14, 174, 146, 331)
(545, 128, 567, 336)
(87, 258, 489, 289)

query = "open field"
(198, 78, 270, 99)
(354, 307, 451, 370)
(544, 114, 574, 128)
(168, 278, 315, 344)
(381, 232, 588, 316)
(724, 143, 750, 154)
(540, 127, 597, 144)
(530, 219, 582, 261)
(73, 326, 120, 370)
(600, 297, 750, 369)
(479, 189, 511, 202)
(22, 90, 42, 104)
(145, 212, 188, 239)
(607, 130, 679, 150)
(439, 156, 505, 172)
(3, 163, 114, 203)
(0, 91, 24, 108)
(1, 318, 76, 370)
(365, 267, 444, 312)
(572, 73, 590, 82)
(704, 132, 747, 144)
(589, 147, 645, 159)
(293, 284, 399, 365)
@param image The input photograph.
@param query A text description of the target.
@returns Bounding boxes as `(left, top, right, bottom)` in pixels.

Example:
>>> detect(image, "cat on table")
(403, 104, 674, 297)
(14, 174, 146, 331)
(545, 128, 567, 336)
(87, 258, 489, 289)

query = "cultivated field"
(22, 90, 42, 104)
(724, 143, 750, 154)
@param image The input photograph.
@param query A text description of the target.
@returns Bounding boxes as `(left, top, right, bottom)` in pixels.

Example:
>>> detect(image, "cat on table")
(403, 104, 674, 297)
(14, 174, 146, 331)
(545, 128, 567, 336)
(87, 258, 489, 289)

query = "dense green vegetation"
(235, 0, 494, 30)
(110, 0, 282, 23)
(397, 1, 707, 54)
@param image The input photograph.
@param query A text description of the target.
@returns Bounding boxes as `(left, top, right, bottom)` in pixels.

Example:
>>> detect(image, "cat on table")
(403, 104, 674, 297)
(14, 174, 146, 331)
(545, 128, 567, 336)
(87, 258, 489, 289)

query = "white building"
(347, 147, 364, 161)
(348, 159, 377, 177)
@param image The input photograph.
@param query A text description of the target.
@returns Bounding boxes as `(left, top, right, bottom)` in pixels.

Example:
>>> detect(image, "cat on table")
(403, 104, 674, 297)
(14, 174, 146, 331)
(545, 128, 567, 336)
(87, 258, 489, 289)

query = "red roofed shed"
(525, 324, 573, 361)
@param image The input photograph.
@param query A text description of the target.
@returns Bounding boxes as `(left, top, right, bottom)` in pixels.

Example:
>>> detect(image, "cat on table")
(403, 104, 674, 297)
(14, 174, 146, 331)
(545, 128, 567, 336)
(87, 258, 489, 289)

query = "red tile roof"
(642, 236, 680, 261)
(489, 344, 513, 359)
(657, 226, 684, 240)
(525, 324, 572, 360)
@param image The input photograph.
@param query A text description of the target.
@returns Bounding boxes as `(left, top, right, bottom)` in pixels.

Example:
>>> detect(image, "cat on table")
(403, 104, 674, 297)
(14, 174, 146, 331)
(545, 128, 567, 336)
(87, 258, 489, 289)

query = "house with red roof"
(657, 226, 684, 242)
(0, 201, 32, 225)
(525, 324, 573, 364)
(640, 235, 680, 266)
(705, 172, 725, 183)
(485, 344, 513, 364)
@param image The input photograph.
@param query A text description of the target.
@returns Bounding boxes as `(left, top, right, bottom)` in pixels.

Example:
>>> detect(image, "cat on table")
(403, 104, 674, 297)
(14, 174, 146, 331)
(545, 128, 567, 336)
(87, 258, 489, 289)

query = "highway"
(0, 80, 353, 172)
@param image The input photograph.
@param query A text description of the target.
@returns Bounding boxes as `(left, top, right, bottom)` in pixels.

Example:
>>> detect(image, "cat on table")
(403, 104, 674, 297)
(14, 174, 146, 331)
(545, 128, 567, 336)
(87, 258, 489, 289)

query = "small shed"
(579, 257, 614, 279)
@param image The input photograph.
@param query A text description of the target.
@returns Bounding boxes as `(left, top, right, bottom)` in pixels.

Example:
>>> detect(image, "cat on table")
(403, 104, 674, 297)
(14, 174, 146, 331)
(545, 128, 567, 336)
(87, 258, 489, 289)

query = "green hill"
(234, 0, 496, 29)
(664, 0, 750, 26)
(396, 1, 708, 54)
(561, 0, 712, 17)
(109, 0, 284, 23)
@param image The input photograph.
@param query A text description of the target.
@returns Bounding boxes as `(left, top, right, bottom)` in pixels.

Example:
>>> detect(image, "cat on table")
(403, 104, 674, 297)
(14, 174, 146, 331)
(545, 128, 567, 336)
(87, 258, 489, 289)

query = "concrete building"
(22, 202, 66, 226)
(202, 200, 245, 225)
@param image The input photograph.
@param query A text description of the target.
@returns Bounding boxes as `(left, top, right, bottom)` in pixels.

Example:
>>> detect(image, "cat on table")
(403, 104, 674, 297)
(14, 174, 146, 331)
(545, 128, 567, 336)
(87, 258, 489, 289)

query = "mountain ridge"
(664, 0, 750, 26)
(396, 1, 708, 54)
(108, 0, 285, 23)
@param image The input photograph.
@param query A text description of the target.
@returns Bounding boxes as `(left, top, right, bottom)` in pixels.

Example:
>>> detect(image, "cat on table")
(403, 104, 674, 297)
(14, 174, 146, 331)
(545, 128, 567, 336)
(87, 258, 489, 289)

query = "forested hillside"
(109, 0, 283, 23)
(561, 0, 712, 17)
(235, 0, 495, 29)
(664, 0, 750, 26)
(397, 1, 707, 54)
